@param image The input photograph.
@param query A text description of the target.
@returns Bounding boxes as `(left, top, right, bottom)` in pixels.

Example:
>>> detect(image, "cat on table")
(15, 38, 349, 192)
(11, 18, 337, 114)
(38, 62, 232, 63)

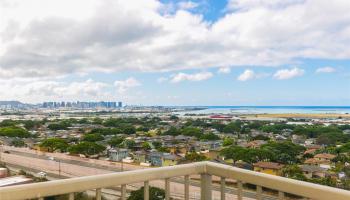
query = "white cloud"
(273, 67, 305, 80)
(237, 69, 269, 81)
(316, 67, 336, 73)
(237, 69, 255, 81)
(177, 1, 198, 10)
(114, 77, 141, 93)
(218, 67, 231, 74)
(157, 77, 168, 83)
(1, 0, 350, 80)
(0, 78, 111, 103)
(170, 72, 213, 83)
(1, 0, 350, 101)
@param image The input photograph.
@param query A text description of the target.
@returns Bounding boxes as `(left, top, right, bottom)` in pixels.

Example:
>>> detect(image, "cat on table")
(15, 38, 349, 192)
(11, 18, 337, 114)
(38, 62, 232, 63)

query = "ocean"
(175, 106, 350, 115)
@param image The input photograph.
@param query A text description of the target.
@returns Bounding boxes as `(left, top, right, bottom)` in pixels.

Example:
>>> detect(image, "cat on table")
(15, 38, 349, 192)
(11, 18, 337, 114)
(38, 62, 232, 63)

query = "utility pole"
(58, 159, 61, 178)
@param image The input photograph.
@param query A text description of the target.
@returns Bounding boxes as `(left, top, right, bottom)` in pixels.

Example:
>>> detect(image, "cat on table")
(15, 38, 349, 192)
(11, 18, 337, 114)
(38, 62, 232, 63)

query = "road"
(0, 146, 277, 200)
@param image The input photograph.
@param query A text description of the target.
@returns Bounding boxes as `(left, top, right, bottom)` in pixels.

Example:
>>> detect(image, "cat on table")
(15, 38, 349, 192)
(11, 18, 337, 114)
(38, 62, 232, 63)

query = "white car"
(37, 172, 47, 178)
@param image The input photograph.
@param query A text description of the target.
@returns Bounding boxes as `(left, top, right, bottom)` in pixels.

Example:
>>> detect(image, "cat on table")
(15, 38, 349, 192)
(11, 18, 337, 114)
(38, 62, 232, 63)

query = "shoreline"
(240, 113, 350, 119)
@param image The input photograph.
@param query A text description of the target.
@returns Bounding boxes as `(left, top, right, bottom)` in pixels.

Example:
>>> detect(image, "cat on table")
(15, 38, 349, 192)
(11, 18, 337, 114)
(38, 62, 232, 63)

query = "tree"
(220, 146, 273, 164)
(222, 137, 234, 146)
(40, 138, 69, 152)
(23, 120, 41, 130)
(223, 121, 241, 134)
(142, 142, 152, 150)
(108, 136, 125, 148)
(0, 120, 17, 127)
(92, 117, 103, 125)
(200, 133, 220, 141)
(211, 122, 225, 132)
(169, 115, 179, 121)
(282, 165, 306, 181)
(10, 139, 26, 147)
(260, 123, 295, 134)
(152, 141, 162, 149)
(128, 186, 165, 200)
(68, 142, 106, 156)
(181, 127, 202, 138)
(163, 127, 180, 136)
(261, 141, 305, 164)
(47, 122, 69, 131)
(185, 152, 207, 161)
(82, 133, 104, 142)
(123, 125, 136, 135)
(90, 128, 122, 135)
(124, 140, 136, 149)
(251, 135, 270, 141)
(0, 127, 31, 138)
(137, 126, 150, 132)
(220, 146, 246, 164)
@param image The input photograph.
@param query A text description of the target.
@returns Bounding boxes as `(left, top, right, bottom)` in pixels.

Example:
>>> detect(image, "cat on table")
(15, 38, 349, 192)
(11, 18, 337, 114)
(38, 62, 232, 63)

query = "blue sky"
(72, 62, 350, 106)
(0, 0, 349, 105)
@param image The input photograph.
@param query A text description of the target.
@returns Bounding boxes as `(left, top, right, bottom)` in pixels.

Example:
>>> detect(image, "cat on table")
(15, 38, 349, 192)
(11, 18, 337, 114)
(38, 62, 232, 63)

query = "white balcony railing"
(1, 161, 350, 200)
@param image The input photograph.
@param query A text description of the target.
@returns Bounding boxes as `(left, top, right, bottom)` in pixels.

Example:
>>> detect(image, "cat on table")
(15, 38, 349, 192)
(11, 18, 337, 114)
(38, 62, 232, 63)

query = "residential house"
(201, 149, 223, 160)
(108, 148, 129, 162)
(132, 150, 147, 163)
(253, 162, 284, 176)
(300, 165, 327, 179)
(148, 152, 181, 166)
(305, 138, 316, 146)
(314, 153, 336, 162)
(304, 153, 336, 169)
(291, 134, 305, 145)
(163, 154, 181, 166)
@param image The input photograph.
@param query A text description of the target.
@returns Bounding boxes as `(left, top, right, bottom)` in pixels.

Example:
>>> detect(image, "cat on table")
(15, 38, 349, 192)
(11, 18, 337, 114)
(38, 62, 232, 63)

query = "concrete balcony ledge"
(0, 161, 349, 200)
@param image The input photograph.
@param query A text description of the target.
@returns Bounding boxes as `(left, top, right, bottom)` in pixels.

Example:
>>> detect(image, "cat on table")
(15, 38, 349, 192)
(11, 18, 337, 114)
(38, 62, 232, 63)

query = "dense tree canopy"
(223, 121, 241, 134)
(128, 187, 165, 200)
(185, 152, 207, 162)
(90, 128, 122, 135)
(0, 127, 31, 138)
(40, 138, 69, 152)
(47, 121, 71, 130)
(68, 142, 106, 156)
(200, 133, 220, 141)
(82, 133, 104, 142)
(261, 142, 305, 164)
(10, 139, 26, 147)
(221, 141, 305, 164)
(108, 136, 125, 148)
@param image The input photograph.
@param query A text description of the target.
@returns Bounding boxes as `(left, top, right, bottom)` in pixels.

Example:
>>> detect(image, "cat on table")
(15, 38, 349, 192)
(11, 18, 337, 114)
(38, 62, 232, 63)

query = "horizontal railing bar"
(0, 162, 206, 200)
(206, 162, 350, 200)
(1, 161, 350, 200)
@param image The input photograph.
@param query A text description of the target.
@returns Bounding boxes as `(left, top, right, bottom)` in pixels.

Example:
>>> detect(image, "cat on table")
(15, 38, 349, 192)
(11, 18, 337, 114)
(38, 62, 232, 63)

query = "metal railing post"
(121, 184, 127, 200)
(256, 185, 262, 200)
(144, 181, 149, 200)
(165, 178, 170, 200)
(200, 174, 212, 200)
(278, 191, 285, 200)
(68, 193, 74, 200)
(185, 175, 190, 200)
(220, 177, 225, 200)
(237, 180, 243, 200)
(96, 188, 102, 200)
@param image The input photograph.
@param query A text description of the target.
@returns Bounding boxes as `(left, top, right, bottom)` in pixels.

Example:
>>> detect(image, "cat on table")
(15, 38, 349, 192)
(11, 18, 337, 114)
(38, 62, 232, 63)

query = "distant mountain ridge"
(0, 101, 32, 108)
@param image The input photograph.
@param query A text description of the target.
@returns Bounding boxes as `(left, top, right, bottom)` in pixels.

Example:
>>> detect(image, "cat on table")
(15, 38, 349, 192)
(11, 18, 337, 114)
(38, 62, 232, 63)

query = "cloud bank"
(1, 0, 350, 79)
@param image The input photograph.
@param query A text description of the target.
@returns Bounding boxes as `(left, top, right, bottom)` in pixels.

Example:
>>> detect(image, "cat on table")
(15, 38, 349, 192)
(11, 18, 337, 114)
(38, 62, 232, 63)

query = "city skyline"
(0, 0, 350, 105)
